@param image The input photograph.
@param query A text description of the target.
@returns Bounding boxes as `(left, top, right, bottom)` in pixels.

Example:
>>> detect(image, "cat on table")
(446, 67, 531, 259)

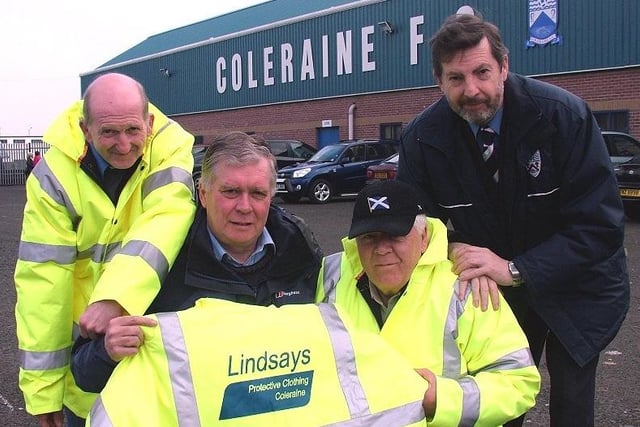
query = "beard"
(448, 81, 504, 126)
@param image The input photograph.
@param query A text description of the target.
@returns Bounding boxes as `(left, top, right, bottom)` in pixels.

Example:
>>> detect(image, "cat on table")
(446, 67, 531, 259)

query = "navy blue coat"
(398, 73, 629, 366)
(71, 204, 323, 392)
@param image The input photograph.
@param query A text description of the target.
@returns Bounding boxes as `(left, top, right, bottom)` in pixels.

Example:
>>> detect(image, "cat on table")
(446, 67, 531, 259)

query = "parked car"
(192, 144, 207, 187)
(602, 130, 640, 165)
(614, 153, 640, 221)
(191, 139, 317, 188)
(267, 139, 317, 169)
(366, 153, 399, 184)
(602, 131, 640, 220)
(276, 139, 399, 203)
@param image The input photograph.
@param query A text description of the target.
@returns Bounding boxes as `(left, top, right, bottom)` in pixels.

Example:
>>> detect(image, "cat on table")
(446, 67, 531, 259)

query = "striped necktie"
(477, 127, 499, 182)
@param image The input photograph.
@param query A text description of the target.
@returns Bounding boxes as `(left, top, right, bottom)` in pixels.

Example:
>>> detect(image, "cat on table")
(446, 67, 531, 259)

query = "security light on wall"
(160, 68, 171, 77)
(377, 20, 394, 35)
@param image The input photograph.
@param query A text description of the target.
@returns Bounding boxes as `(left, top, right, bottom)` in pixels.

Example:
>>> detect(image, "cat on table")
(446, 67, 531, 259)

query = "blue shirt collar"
(469, 107, 504, 136)
(88, 143, 110, 176)
(208, 225, 275, 266)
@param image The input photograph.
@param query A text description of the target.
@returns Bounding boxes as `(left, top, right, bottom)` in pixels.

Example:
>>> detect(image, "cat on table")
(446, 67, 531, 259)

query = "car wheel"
(309, 179, 332, 204)
(281, 193, 301, 203)
(624, 203, 640, 222)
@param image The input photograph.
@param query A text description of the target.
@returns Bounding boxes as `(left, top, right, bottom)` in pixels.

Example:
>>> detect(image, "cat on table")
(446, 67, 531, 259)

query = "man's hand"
(79, 300, 125, 339)
(457, 275, 501, 311)
(415, 368, 437, 420)
(36, 410, 63, 427)
(449, 242, 512, 311)
(105, 316, 158, 362)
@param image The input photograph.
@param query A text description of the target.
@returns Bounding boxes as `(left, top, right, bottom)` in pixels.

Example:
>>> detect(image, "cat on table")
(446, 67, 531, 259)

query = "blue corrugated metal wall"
(81, 0, 639, 116)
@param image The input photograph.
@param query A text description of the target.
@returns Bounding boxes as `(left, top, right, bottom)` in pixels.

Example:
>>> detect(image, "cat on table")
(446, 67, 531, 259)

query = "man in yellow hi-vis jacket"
(14, 73, 196, 426)
(317, 180, 540, 426)
(87, 299, 429, 426)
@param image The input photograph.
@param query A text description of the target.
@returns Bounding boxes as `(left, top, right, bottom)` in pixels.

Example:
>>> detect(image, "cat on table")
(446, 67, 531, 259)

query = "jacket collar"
(184, 205, 319, 284)
(416, 73, 551, 161)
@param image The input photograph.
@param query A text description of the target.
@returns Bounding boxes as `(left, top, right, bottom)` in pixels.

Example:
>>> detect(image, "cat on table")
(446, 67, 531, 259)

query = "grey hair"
(200, 131, 277, 194)
(413, 214, 427, 235)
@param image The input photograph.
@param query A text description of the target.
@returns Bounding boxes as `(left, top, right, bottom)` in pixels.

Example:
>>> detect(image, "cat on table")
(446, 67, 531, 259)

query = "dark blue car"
(276, 139, 398, 203)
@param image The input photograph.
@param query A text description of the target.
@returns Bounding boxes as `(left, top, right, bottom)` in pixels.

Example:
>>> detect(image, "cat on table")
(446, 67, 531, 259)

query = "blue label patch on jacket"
(219, 370, 314, 419)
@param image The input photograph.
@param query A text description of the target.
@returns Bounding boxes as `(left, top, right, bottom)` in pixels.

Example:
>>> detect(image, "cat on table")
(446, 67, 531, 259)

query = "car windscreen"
(308, 145, 345, 162)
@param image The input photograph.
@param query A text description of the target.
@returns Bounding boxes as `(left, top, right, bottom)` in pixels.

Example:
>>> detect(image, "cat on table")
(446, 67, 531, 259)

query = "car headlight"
(293, 168, 311, 178)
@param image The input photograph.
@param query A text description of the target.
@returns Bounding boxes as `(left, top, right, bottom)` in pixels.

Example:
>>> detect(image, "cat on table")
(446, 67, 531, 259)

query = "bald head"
(79, 73, 154, 169)
(82, 73, 149, 125)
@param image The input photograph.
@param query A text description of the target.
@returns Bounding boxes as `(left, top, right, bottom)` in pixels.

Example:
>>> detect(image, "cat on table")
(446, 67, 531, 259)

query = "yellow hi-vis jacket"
(87, 298, 428, 426)
(14, 101, 196, 418)
(316, 218, 541, 427)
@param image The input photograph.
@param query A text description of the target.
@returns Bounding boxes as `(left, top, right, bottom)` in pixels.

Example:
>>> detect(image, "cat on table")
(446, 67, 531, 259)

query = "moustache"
(461, 97, 488, 106)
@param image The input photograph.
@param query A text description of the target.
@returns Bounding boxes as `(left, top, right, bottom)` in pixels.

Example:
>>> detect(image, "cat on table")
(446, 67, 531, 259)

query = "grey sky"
(0, 0, 265, 136)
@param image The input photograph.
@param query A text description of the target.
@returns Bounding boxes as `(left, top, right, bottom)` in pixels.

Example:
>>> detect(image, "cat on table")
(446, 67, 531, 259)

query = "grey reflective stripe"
(472, 347, 536, 374)
(77, 242, 122, 264)
(144, 118, 195, 199)
(321, 252, 343, 303)
(154, 118, 173, 137)
(447, 282, 539, 426)
(317, 303, 370, 418)
(442, 281, 467, 378)
(32, 159, 80, 225)
(459, 377, 481, 426)
(103, 242, 123, 263)
(324, 400, 426, 427)
(158, 312, 201, 427)
(18, 241, 77, 264)
(120, 240, 170, 281)
(444, 282, 481, 424)
(76, 240, 168, 280)
(143, 166, 195, 200)
(89, 396, 114, 427)
(318, 303, 425, 426)
(19, 346, 70, 370)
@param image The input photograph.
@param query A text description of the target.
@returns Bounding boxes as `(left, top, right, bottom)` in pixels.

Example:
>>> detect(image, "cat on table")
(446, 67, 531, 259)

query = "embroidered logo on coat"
(275, 290, 301, 299)
(527, 150, 542, 178)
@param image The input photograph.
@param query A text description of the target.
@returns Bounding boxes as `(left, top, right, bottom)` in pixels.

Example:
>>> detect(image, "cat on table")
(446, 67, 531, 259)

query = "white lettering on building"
(301, 39, 315, 81)
(214, 17, 429, 94)
(263, 46, 275, 86)
(281, 43, 294, 83)
(336, 30, 352, 76)
(361, 25, 375, 72)
(410, 15, 425, 66)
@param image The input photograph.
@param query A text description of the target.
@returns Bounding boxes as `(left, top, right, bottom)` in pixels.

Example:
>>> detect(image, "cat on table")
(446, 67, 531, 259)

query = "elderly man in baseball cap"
(316, 180, 540, 426)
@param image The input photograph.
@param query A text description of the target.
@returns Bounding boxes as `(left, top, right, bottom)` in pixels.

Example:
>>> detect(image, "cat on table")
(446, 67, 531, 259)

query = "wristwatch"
(508, 261, 524, 287)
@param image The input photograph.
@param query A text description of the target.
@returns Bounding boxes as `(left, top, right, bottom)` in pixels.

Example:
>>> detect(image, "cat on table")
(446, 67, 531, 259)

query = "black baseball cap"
(348, 180, 424, 239)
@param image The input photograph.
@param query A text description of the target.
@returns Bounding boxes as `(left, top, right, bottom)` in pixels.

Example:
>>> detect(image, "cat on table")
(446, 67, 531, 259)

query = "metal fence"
(0, 141, 50, 186)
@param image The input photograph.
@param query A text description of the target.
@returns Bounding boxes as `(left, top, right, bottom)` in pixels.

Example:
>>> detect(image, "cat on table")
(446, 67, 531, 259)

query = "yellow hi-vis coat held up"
(316, 217, 541, 426)
(87, 298, 428, 426)
(14, 101, 196, 418)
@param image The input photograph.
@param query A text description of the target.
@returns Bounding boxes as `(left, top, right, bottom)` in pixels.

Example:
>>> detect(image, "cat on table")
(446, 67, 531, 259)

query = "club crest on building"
(526, 0, 562, 47)
(527, 150, 542, 178)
